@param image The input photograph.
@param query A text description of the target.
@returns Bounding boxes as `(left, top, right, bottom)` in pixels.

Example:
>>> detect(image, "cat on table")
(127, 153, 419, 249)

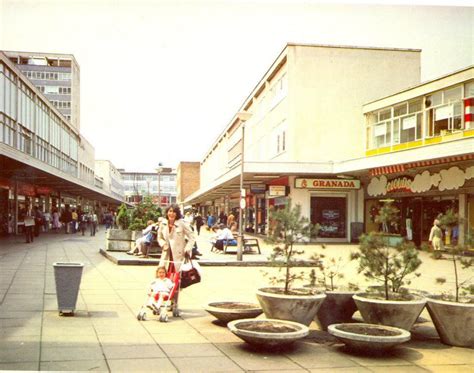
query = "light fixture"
(253, 175, 280, 179)
(336, 175, 355, 179)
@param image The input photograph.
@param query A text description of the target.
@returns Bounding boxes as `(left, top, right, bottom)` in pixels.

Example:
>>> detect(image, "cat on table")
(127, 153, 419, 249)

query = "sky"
(1, 0, 473, 172)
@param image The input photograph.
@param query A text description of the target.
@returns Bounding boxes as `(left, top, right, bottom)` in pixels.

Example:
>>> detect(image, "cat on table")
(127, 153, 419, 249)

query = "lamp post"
(236, 111, 252, 261)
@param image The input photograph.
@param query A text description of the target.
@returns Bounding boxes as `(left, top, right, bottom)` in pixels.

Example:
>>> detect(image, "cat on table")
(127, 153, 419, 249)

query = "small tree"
(116, 203, 131, 230)
(129, 196, 162, 230)
(435, 229, 474, 302)
(375, 201, 399, 233)
(351, 232, 421, 300)
(264, 202, 318, 294)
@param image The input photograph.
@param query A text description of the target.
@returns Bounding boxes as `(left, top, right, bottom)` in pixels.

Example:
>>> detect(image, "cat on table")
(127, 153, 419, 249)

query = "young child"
(146, 266, 174, 312)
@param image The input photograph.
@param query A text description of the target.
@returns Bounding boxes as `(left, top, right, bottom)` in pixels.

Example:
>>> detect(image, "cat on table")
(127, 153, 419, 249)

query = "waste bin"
(350, 222, 364, 243)
(53, 262, 84, 316)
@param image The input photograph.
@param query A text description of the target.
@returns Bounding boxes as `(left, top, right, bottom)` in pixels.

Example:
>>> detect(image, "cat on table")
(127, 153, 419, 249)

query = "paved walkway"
(0, 228, 472, 372)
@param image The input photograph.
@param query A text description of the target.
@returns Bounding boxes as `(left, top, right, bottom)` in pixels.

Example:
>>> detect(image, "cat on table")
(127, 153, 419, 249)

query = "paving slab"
(107, 357, 177, 372)
(40, 359, 109, 372)
(169, 356, 244, 372)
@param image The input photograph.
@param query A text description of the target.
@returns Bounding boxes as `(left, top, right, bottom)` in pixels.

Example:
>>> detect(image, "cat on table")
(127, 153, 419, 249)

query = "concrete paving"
(0, 227, 472, 372)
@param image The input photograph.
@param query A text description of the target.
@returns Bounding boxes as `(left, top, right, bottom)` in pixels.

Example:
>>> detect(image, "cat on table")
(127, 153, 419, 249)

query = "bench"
(223, 237, 261, 254)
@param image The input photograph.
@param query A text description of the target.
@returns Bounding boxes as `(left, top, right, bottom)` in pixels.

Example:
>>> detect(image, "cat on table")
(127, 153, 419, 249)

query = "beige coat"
(158, 219, 196, 271)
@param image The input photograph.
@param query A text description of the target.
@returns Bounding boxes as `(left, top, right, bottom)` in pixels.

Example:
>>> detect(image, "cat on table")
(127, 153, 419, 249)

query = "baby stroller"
(136, 267, 181, 322)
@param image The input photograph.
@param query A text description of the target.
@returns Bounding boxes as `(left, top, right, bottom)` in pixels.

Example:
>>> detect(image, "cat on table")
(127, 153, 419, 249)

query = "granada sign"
(295, 178, 360, 189)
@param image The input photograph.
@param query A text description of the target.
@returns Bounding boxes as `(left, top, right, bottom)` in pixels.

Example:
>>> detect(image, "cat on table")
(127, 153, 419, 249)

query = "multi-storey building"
(184, 44, 421, 242)
(359, 66, 474, 246)
(4, 51, 80, 131)
(95, 160, 125, 202)
(120, 170, 177, 207)
(0, 51, 122, 235)
(176, 162, 200, 209)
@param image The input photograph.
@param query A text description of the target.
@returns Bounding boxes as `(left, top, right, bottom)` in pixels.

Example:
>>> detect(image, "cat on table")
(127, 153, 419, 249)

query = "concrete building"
(0, 51, 122, 235)
(120, 169, 177, 207)
(358, 65, 474, 246)
(184, 43, 421, 242)
(4, 51, 80, 131)
(176, 162, 200, 209)
(95, 160, 125, 202)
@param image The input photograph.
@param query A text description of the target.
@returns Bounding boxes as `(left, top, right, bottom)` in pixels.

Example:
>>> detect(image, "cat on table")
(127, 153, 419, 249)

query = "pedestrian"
(158, 204, 196, 315)
(33, 206, 43, 237)
(79, 210, 88, 236)
(52, 209, 61, 232)
(23, 208, 35, 243)
(71, 209, 78, 234)
(62, 206, 72, 234)
(429, 219, 443, 252)
(90, 211, 98, 236)
(195, 213, 204, 235)
(43, 210, 51, 232)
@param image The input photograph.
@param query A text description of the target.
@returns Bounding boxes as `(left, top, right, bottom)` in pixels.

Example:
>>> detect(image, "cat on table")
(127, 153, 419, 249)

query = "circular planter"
(205, 301, 263, 323)
(353, 293, 426, 331)
(328, 323, 410, 351)
(426, 297, 474, 348)
(228, 318, 309, 348)
(315, 290, 357, 331)
(256, 287, 326, 326)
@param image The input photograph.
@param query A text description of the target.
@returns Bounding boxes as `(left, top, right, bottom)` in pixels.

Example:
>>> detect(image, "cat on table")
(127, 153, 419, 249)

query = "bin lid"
(53, 262, 84, 267)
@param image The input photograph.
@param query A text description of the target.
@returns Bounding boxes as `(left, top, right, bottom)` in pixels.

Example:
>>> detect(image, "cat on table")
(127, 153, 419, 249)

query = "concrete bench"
(223, 238, 261, 254)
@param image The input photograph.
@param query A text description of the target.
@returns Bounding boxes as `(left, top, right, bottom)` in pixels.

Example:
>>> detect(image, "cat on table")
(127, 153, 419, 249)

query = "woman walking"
(157, 204, 196, 316)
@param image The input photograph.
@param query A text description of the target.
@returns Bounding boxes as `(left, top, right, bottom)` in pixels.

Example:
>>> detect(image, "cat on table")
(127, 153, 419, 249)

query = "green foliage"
(263, 201, 319, 294)
(374, 201, 399, 233)
(351, 231, 421, 300)
(438, 208, 459, 229)
(116, 203, 131, 230)
(129, 196, 162, 231)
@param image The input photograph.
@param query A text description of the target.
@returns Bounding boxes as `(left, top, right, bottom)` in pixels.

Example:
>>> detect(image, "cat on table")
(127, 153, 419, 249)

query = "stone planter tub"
(228, 318, 309, 348)
(315, 290, 357, 331)
(426, 296, 474, 348)
(256, 287, 326, 326)
(205, 301, 263, 323)
(328, 323, 411, 351)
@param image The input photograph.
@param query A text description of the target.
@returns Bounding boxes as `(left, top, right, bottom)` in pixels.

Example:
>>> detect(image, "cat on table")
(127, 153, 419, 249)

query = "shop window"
(311, 196, 347, 239)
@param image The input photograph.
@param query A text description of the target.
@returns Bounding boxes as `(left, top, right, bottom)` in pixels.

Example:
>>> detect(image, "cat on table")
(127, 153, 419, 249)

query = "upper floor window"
(426, 85, 464, 136)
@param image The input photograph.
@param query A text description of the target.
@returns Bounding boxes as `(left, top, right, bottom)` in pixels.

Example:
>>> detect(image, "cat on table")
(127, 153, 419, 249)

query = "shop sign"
(295, 178, 360, 190)
(250, 184, 266, 194)
(268, 185, 287, 196)
(386, 176, 413, 193)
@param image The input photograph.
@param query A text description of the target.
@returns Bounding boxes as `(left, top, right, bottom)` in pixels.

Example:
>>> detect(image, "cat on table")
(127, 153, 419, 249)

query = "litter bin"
(53, 262, 84, 316)
(350, 222, 364, 243)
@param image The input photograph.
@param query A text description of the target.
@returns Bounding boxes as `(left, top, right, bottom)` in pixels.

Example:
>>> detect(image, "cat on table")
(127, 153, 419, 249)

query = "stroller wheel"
(137, 310, 146, 321)
(172, 308, 180, 317)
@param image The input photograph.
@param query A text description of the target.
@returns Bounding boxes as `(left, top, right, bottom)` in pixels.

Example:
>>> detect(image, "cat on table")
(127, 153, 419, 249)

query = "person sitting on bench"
(211, 224, 235, 252)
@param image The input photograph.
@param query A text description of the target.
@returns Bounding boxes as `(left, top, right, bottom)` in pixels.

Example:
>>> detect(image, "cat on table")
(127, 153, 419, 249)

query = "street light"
(156, 164, 172, 210)
(236, 111, 252, 261)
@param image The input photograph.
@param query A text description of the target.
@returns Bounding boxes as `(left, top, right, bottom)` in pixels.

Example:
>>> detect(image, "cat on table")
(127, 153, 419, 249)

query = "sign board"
(250, 184, 266, 194)
(295, 178, 360, 190)
(268, 185, 287, 196)
(240, 197, 246, 209)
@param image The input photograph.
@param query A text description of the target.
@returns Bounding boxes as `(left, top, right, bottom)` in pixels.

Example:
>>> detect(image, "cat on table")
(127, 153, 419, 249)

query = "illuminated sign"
(295, 178, 360, 189)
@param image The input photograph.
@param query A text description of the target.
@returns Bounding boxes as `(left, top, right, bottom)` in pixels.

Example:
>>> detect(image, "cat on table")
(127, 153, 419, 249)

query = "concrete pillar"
(14, 180, 18, 235)
(458, 193, 467, 246)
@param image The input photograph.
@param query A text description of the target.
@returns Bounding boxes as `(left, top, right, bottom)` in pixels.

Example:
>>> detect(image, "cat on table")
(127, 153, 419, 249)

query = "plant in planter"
(116, 203, 131, 230)
(438, 208, 459, 247)
(129, 196, 162, 236)
(308, 251, 360, 331)
(350, 232, 426, 331)
(426, 237, 474, 347)
(256, 202, 326, 326)
(375, 201, 399, 234)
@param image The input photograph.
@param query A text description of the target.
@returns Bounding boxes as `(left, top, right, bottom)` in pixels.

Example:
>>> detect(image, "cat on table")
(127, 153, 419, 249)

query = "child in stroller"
(137, 266, 180, 322)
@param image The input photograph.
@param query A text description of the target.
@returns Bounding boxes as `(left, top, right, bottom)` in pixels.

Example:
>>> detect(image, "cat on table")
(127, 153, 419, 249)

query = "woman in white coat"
(158, 204, 196, 272)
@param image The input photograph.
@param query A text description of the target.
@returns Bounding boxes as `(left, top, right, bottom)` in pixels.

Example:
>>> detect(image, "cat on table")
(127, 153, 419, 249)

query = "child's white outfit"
(147, 277, 174, 311)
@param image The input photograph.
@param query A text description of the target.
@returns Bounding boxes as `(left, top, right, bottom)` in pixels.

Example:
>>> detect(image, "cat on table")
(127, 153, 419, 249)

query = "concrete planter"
(106, 229, 133, 241)
(205, 301, 263, 323)
(426, 297, 474, 348)
(315, 290, 357, 331)
(256, 287, 326, 326)
(228, 318, 309, 348)
(131, 230, 143, 241)
(53, 262, 84, 316)
(328, 323, 410, 351)
(353, 293, 426, 331)
(381, 234, 404, 247)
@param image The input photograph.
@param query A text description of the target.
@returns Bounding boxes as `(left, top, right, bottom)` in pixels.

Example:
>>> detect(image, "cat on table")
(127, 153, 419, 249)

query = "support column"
(458, 193, 467, 246)
(14, 180, 18, 235)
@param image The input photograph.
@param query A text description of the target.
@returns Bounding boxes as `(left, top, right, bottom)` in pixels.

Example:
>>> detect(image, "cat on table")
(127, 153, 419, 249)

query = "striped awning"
(369, 154, 474, 177)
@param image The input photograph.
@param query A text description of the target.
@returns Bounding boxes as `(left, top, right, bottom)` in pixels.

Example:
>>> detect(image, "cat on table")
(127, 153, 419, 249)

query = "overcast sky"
(1, 0, 473, 172)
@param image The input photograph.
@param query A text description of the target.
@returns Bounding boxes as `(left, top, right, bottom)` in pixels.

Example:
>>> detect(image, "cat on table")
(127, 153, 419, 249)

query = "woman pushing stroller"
(137, 204, 196, 321)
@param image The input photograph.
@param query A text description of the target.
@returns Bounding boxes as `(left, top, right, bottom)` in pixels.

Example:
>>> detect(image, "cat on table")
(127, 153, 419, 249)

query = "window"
(427, 85, 465, 136)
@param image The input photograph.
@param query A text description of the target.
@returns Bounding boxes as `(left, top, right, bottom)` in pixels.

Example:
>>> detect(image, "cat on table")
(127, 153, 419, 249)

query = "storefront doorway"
(310, 196, 347, 239)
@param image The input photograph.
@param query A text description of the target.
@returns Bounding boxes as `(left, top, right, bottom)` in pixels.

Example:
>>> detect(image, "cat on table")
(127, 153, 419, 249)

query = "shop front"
(366, 162, 474, 246)
(293, 177, 362, 243)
